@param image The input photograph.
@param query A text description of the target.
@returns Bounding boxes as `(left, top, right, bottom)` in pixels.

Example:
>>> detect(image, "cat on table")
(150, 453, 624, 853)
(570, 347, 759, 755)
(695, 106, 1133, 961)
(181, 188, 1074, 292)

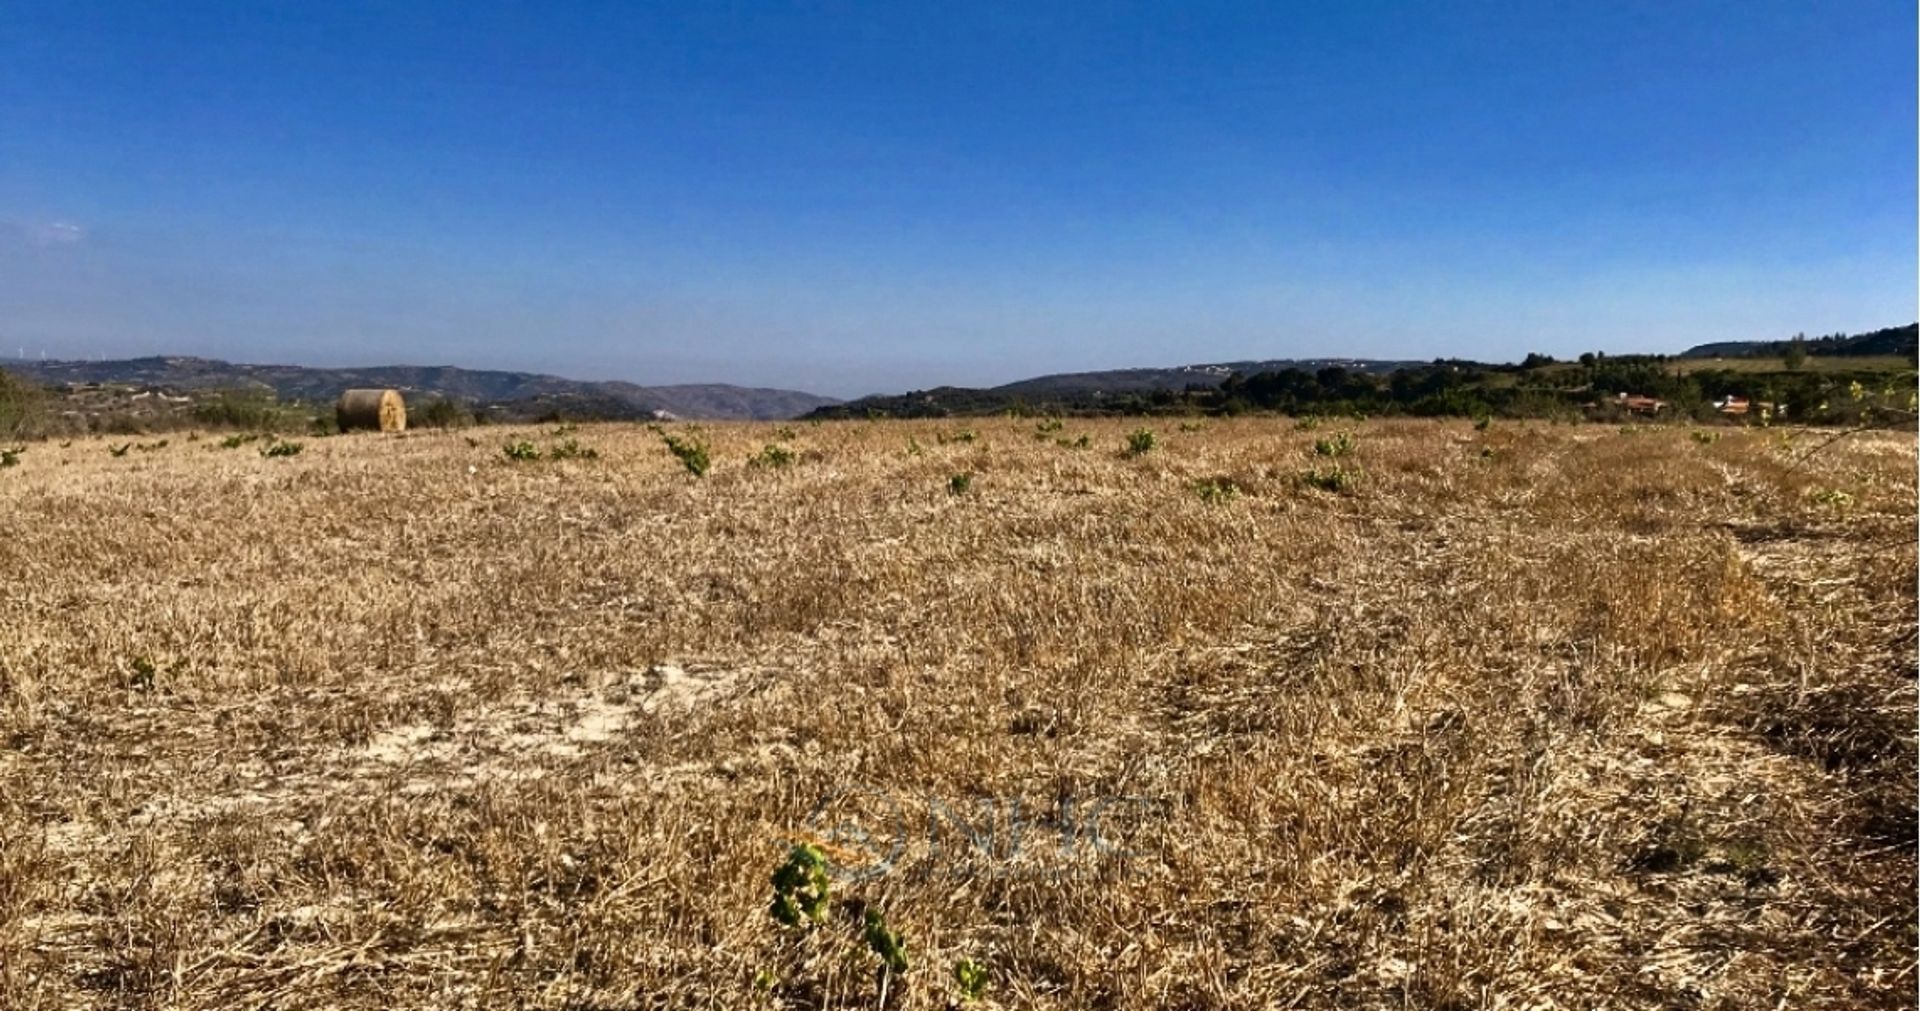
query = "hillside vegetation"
(3, 356, 839, 423)
(0, 418, 1911, 1008)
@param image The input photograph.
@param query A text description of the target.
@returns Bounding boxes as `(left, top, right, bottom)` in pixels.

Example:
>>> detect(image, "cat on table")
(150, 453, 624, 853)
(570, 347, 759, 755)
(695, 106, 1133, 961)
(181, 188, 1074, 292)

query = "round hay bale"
(336, 388, 407, 432)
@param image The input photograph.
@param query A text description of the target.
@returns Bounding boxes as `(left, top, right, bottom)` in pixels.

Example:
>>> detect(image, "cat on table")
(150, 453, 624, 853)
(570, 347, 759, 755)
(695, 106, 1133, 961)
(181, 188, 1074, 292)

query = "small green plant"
(1313, 432, 1356, 457)
(502, 440, 541, 462)
(547, 438, 598, 461)
(219, 433, 262, 450)
(1193, 476, 1242, 503)
(1295, 415, 1323, 432)
(124, 655, 182, 692)
(1124, 428, 1156, 457)
(940, 428, 978, 445)
(1178, 420, 1206, 433)
(949, 472, 973, 495)
(1691, 429, 1721, 445)
(259, 439, 303, 458)
(863, 910, 909, 990)
(774, 425, 799, 441)
(660, 431, 710, 476)
(0, 447, 21, 468)
(1057, 433, 1092, 450)
(749, 443, 796, 469)
(953, 958, 988, 1003)
(769, 843, 831, 927)
(1299, 465, 1360, 494)
(1033, 418, 1064, 439)
(906, 437, 923, 456)
(550, 422, 579, 437)
(1808, 487, 1854, 509)
(108, 443, 132, 458)
(127, 656, 159, 692)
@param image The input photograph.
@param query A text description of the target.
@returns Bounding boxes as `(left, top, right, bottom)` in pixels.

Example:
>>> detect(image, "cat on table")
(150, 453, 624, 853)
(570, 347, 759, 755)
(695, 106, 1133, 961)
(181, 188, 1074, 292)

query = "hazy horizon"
(4, 2, 1913, 399)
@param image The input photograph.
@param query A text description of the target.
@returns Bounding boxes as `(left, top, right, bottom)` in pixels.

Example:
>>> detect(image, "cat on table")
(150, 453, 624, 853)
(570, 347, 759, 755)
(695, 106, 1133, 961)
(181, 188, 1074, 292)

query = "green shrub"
(547, 437, 598, 461)
(191, 389, 295, 430)
(259, 439, 303, 458)
(1299, 465, 1360, 493)
(749, 443, 796, 469)
(1124, 428, 1157, 456)
(1313, 432, 1356, 457)
(660, 431, 710, 476)
(1294, 415, 1323, 432)
(219, 433, 262, 450)
(1193, 476, 1242, 503)
(418, 397, 472, 429)
(502, 440, 541, 461)
(949, 472, 973, 495)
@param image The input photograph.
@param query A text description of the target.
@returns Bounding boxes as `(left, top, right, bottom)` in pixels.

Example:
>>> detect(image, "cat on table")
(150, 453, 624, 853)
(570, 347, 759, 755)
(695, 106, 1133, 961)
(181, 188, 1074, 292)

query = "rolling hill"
(1, 356, 838, 421)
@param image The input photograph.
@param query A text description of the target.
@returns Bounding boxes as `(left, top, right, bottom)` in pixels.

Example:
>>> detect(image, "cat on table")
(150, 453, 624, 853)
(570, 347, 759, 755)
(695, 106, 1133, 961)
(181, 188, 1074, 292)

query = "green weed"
(769, 844, 831, 927)
(660, 431, 710, 476)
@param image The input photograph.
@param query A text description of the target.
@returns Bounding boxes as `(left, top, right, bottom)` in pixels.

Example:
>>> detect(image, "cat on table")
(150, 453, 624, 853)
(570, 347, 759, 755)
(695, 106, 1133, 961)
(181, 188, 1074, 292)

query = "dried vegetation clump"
(0, 418, 1911, 1009)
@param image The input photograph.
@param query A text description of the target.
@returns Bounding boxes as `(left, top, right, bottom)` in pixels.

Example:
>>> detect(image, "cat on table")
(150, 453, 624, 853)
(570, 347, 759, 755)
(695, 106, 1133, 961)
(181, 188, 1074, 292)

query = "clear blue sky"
(1, 2, 1912, 396)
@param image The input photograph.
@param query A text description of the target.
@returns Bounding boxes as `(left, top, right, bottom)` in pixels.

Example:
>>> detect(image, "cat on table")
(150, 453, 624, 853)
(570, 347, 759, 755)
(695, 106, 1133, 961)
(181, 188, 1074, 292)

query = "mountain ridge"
(0, 355, 839, 421)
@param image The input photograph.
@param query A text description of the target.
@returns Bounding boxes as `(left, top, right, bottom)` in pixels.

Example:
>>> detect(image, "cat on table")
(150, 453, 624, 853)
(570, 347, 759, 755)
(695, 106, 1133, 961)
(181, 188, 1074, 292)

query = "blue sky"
(1, 1, 1912, 396)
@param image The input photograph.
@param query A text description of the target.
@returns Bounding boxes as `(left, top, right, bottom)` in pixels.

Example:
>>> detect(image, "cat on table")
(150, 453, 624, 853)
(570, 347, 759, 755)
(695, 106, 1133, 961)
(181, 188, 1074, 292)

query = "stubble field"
(0, 417, 1912, 1009)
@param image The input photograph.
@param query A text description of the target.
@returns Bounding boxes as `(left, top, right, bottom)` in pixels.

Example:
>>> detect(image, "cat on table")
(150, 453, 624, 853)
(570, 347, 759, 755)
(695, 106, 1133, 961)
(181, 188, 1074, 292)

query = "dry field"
(0, 418, 1912, 1010)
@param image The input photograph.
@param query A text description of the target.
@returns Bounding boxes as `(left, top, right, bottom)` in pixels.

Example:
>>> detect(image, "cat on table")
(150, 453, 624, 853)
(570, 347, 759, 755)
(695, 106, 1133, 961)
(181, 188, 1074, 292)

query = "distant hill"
(1, 356, 838, 421)
(812, 357, 1424, 418)
(994, 358, 1418, 396)
(810, 328, 1917, 421)
(1680, 324, 1917, 360)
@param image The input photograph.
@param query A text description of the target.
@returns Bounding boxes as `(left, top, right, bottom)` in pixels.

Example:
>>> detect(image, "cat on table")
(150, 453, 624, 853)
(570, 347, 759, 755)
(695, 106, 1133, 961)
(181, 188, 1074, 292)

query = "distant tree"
(1520, 352, 1556, 369)
(1578, 352, 1597, 367)
(0, 368, 47, 439)
(1784, 333, 1809, 370)
(418, 396, 472, 429)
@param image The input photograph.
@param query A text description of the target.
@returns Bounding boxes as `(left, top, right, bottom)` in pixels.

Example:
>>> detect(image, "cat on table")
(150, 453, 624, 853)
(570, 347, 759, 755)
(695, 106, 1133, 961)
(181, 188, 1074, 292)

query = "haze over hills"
(0, 356, 840, 421)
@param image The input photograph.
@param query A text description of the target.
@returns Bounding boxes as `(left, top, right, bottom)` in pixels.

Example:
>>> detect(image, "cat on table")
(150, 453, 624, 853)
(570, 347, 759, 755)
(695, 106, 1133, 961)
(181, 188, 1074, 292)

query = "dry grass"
(0, 418, 1912, 1009)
